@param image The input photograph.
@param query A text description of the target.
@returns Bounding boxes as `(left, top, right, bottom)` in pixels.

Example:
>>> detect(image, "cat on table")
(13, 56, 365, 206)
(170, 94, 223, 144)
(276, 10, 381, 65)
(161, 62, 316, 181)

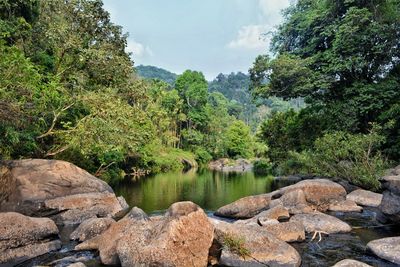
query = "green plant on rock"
(222, 232, 251, 259)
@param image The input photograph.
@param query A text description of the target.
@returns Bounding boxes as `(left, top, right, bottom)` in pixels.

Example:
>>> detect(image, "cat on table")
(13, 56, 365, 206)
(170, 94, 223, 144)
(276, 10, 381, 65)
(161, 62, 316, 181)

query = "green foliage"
(135, 65, 177, 85)
(253, 158, 273, 175)
(225, 121, 254, 159)
(222, 233, 251, 259)
(285, 129, 387, 190)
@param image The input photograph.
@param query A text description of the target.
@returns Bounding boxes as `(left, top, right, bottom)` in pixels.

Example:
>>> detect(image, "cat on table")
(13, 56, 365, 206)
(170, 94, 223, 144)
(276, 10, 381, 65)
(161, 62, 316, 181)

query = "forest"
(1, 0, 399, 191)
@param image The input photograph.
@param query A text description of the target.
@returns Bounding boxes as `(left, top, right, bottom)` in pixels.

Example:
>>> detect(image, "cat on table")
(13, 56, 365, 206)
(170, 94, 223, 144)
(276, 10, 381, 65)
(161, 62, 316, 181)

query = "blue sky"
(103, 0, 292, 80)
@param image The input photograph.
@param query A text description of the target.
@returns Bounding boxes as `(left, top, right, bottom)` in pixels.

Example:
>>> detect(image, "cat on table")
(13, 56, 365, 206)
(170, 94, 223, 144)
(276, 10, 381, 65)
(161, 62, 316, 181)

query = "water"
(22, 169, 400, 266)
(113, 169, 279, 213)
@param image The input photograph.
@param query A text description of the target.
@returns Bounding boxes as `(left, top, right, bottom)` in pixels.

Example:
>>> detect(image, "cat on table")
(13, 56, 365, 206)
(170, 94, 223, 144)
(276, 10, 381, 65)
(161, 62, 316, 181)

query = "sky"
(102, 0, 293, 80)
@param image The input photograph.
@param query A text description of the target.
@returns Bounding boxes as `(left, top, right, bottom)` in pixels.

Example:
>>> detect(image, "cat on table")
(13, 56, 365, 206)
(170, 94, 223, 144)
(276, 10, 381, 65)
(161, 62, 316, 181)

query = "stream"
(22, 169, 400, 267)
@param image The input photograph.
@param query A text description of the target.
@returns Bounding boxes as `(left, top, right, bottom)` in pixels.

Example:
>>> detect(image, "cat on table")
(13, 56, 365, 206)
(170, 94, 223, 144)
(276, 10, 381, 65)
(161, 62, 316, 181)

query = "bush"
(253, 158, 273, 175)
(285, 129, 387, 190)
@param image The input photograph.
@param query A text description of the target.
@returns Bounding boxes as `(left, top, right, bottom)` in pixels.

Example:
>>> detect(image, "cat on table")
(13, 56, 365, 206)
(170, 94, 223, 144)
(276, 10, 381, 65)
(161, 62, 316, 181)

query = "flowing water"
(22, 169, 400, 267)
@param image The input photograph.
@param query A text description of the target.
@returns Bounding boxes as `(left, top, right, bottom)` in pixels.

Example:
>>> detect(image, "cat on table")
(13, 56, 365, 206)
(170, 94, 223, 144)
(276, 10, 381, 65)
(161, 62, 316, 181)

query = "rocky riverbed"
(1, 159, 400, 267)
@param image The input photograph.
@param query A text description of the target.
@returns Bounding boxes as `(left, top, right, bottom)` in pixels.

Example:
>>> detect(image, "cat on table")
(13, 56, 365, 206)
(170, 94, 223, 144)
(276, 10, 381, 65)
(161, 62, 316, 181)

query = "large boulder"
(379, 191, 400, 222)
(367, 237, 400, 265)
(332, 259, 372, 267)
(0, 159, 127, 224)
(346, 189, 382, 207)
(214, 192, 279, 219)
(290, 213, 352, 234)
(280, 189, 315, 214)
(70, 217, 115, 242)
(279, 179, 347, 211)
(77, 203, 214, 267)
(45, 192, 125, 225)
(211, 218, 301, 267)
(0, 212, 61, 266)
(117, 202, 214, 267)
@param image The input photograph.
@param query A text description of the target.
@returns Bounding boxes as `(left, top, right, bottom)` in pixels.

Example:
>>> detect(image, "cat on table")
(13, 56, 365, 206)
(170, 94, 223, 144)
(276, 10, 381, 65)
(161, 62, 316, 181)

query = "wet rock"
(263, 222, 306, 242)
(117, 202, 214, 267)
(280, 179, 347, 211)
(0, 212, 61, 266)
(211, 218, 301, 267)
(379, 190, 400, 222)
(328, 200, 363, 212)
(367, 237, 400, 265)
(346, 189, 382, 207)
(70, 217, 115, 242)
(332, 259, 372, 267)
(45, 192, 124, 225)
(0, 159, 113, 216)
(214, 192, 278, 219)
(290, 213, 352, 234)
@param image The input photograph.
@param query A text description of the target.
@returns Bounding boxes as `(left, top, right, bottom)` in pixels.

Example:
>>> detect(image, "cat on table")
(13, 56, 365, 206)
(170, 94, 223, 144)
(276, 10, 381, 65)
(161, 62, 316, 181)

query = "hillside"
(135, 65, 178, 85)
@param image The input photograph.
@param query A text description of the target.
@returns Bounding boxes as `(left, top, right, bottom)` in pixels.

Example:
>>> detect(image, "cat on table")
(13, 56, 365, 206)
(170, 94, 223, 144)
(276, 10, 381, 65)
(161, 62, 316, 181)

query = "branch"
(37, 103, 74, 139)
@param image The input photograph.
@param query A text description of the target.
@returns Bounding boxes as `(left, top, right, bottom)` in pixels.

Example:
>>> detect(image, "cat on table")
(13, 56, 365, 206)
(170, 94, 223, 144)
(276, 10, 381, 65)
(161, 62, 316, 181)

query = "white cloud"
(126, 39, 154, 58)
(227, 24, 270, 50)
(227, 0, 292, 51)
(259, 0, 291, 25)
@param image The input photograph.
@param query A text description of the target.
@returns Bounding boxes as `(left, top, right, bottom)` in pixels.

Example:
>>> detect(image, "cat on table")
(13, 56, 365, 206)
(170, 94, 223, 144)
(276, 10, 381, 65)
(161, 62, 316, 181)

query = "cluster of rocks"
(208, 158, 253, 172)
(0, 159, 128, 266)
(380, 166, 400, 222)
(1, 159, 400, 267)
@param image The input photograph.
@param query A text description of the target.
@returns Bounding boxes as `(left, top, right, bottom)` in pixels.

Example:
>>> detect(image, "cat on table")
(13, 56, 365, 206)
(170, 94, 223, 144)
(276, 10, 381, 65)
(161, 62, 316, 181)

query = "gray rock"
(263, 222, 306, 242)
(328, 200, 363, 212)
(367, 237, 400, 265)
(379, 190, 400, 222)
(214, 191, 279, 219)
(70, 217, 115, 242)
(347, 189, 382, 207)
(0, 212, 61, 266)
(211, 218, 301, 267)
(382, 174, 400, 195)
(332, 259, 372, 267)
(290, 213, 352, 234)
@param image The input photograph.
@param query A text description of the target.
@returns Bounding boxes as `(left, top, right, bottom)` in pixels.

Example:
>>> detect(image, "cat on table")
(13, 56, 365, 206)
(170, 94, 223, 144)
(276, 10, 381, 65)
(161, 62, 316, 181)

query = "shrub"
(222, 233, 251, 259)
(253, 158, 273, 175)
(285, 128, 387, 190)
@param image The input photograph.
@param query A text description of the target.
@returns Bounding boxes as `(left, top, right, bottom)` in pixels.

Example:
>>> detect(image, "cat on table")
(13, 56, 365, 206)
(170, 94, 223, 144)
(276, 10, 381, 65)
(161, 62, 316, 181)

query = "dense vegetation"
(135, 65, 177, 85)
(251, 0, 400, 189)
(0, 0, 259, 184)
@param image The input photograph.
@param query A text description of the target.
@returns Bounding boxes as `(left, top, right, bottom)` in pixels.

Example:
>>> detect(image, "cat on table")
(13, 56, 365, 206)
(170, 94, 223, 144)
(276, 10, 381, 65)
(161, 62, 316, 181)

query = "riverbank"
(1, 159, 400, 266)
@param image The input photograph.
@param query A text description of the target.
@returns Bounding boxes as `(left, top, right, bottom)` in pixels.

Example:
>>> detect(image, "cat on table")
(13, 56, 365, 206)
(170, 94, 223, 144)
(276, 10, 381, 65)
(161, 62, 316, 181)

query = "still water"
(113, 169, 283, 213)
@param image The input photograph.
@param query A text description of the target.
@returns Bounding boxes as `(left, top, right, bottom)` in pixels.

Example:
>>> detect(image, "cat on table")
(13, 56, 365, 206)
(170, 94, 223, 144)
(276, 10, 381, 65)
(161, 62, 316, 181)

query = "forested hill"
(136, 65, 177, 85)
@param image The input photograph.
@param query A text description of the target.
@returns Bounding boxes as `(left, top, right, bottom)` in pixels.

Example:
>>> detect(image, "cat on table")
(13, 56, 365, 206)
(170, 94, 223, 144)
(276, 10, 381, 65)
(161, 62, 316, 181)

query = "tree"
(225, 120, 253, 159)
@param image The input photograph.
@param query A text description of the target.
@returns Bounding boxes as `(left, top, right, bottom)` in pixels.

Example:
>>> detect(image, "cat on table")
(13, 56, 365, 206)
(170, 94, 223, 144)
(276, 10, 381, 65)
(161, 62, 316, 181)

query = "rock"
(264, 222, 306, 242)
(66, 263, 86, 267)
(379, 190, 400, 222)
(117, 202, 214, 267)
(208, 158, 253, 172)
(70, 217, 115, 242)
(332, 259, 372, 267)
(214, 192, 279, 219)
(77, 202, 214, 267)
(347, 189, 382, 207)
(280, 189, 314, 214)
(367, 237, 400, 265)
(328, 200, 363, 212)
(45, 192, 124, 225)
(0, 159, 123, 219)
(280, 179, 347, 211)
(233, 205, 290, 227)
(0, 212, 61, 266)
(75, 213, 138, 265)
(290, 213, 352, 234)
(211, 218, 301, 267)
(382, 175, 400, 195)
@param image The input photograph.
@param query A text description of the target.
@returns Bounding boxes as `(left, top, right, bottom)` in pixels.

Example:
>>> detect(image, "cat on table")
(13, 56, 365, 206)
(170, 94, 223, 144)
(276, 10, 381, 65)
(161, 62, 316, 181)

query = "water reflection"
(113, 169, 275, 213)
